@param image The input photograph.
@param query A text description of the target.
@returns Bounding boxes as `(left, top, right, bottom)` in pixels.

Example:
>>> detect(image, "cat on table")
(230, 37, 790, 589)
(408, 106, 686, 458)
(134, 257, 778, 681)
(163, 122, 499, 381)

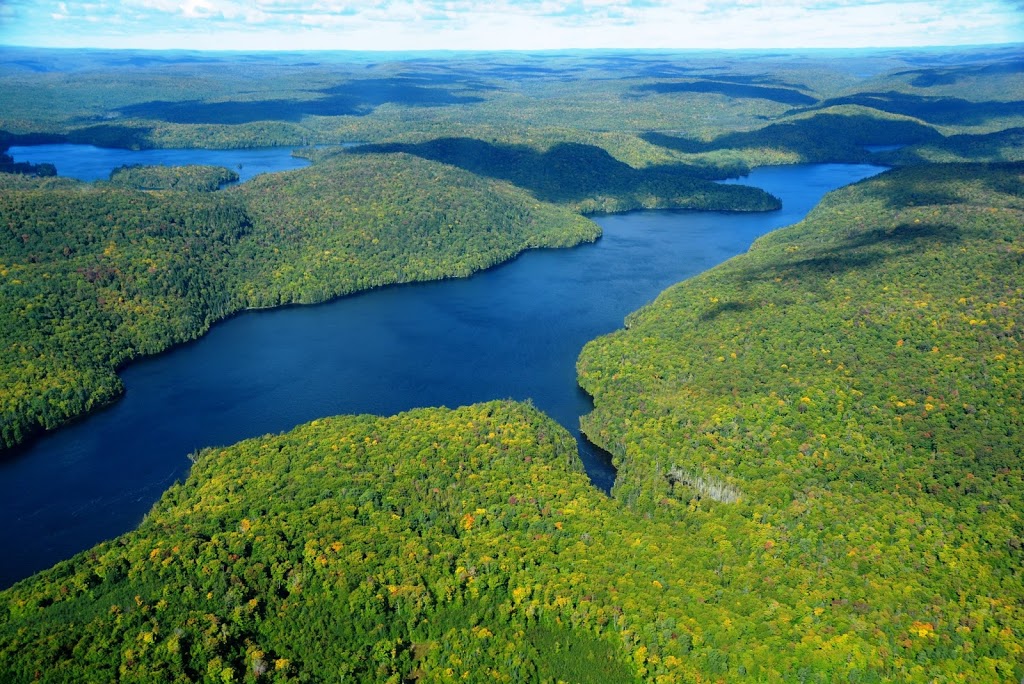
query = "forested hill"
(578, 161, 1024, 680)
(2, 164, 1021, 683)
(0, 401, 639, 683)
(0, 153, 599, 449)
(352, 139, 780, 214)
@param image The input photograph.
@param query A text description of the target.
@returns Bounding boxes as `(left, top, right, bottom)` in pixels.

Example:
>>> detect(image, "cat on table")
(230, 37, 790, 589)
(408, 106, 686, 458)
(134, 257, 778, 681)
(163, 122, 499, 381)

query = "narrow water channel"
(0, 160, 886, 588)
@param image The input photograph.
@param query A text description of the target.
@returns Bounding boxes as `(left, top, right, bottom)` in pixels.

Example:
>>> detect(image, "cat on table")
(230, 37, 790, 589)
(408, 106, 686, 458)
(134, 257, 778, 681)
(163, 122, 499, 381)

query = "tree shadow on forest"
(876, 128, 1024, 165)
(351, 137, 771, 207)
(588, 55, 808, 88)
(860, 161, 1024, 211)
(789, 91, 1024, 126)
(699, 73, 810, 90)
(699, 300, 755, 322)
(845, 221, 964, 249)
(479, 64, 572, 79)
(893, 59, 1024, 87)
(641, 113, 942, 159)
(633, 80, 817, 106)
(742, 221, 962, 284)
(117, 78, 485, 124)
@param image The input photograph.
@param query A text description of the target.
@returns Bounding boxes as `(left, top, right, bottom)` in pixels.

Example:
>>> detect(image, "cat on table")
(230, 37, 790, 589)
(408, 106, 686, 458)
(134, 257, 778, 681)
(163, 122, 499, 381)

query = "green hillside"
(0, 402, 639, 683)
(578, 162, 1024, 681)
(0, 153, 598, 448)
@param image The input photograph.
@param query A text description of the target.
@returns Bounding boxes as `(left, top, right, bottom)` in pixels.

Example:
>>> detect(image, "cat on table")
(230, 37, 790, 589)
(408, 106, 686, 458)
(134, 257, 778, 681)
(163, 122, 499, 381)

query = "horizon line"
(2, 42, 1022, 54)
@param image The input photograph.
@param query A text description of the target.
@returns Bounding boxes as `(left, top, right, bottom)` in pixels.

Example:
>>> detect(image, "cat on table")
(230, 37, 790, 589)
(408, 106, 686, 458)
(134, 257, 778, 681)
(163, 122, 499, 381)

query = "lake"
(0, 159, 886, 588)
(6, 144, 311, 182)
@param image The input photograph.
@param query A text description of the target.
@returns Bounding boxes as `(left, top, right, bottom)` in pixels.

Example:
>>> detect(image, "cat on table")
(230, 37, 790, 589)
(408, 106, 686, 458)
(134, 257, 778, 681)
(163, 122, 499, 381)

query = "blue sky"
(1, 0, 1022, 51)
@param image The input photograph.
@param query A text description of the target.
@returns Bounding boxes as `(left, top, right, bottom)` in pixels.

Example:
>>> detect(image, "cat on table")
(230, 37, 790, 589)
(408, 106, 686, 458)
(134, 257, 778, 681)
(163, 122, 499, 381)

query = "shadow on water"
(578, 433, 618, 494)
(571, 384, 618, 494)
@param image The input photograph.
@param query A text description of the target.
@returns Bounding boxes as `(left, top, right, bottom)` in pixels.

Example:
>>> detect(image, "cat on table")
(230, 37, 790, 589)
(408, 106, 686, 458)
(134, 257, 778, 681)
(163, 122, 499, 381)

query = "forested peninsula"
(1, 46, 1022, 682)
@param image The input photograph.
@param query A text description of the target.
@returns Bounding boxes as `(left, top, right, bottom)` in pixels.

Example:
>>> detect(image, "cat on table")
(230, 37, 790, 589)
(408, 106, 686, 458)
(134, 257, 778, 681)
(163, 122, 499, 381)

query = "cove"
(0, 162, 887, 588)
(5, 144, 311, 182)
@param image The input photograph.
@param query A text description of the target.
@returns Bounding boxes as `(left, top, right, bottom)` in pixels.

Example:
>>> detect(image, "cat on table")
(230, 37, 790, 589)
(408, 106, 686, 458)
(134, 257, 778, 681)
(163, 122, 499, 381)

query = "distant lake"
(6, 144, 311, 182)
(0, 161, 887, 588)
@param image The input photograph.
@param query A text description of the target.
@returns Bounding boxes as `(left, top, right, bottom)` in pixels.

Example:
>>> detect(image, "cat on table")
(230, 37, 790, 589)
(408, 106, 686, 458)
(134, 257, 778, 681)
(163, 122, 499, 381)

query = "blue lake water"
(0, 161, 886, 588)
(6, 144, 311, 181)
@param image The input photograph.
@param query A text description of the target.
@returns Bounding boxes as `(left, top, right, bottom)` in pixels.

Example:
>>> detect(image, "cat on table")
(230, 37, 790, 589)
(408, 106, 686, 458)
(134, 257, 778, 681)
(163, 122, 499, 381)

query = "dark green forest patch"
(354, 138, 780, 213)
(117, 79, 487, 124)
(634, 80, 817, 106)
(791, 91, 1024, 126)
(107, 164, 238, 191)
(642, 113, 942, 161)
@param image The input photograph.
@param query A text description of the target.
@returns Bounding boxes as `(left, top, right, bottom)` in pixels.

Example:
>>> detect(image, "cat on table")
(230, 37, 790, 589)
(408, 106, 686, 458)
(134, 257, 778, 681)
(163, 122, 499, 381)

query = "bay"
(6, 143, 311, 182)
(0, 161, 886, 588)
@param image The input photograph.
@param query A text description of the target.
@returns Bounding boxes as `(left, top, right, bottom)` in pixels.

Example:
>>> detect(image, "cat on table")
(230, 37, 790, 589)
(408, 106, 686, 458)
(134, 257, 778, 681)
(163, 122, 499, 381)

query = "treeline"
(0, 150, 55, 177)
(0, 152, 598, 449)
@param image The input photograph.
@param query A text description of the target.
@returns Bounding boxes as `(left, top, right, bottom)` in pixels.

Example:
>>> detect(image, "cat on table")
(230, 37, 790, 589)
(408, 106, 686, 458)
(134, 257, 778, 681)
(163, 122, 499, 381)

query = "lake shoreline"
(0, 161, 887, 589)
(2, 222, 605, 457)
(2, 171, 788, 457)
(0, 145, 790, 456)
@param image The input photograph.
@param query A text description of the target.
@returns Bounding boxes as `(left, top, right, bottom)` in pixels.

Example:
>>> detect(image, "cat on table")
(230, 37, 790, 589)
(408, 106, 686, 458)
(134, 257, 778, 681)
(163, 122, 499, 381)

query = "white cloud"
(1, 0, 1021, 49)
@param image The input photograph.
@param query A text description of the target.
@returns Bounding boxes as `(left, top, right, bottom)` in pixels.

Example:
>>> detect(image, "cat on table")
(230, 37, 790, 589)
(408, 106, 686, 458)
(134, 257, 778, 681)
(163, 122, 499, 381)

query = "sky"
(0, 0, 1022, 51)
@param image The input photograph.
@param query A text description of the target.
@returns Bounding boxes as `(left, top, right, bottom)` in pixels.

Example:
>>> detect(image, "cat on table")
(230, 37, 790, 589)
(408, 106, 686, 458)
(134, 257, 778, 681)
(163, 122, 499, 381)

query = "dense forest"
(577, 162, 1024, 681)
(1, 46, 1023, 681)
(2, 162, 1022, 682)
(0, 153, 598, 448)
(107, 164, 239, 192)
